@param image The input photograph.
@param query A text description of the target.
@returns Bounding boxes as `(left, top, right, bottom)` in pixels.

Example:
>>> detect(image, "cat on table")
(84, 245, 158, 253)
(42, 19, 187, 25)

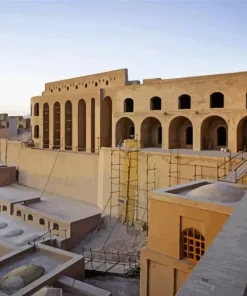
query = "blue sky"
(0, 0, 247, 115)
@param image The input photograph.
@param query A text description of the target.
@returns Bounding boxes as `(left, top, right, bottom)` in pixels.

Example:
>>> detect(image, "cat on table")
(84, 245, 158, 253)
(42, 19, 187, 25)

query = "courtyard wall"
(0, 139, 243, 221)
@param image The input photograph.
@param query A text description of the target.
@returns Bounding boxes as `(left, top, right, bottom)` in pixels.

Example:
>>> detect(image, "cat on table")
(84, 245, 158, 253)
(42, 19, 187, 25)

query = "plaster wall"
(0, 141, 99, 205)
(0, 140, 243, 217)
(0, 166, 16, 186)
(140, 198, 230, 296)
(31, 69, 247, 153)
(14, 204, 70, 238)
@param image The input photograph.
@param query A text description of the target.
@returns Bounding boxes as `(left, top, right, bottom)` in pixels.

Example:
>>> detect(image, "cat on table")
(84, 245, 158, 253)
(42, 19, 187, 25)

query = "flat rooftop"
(0, 214, 45, 251)
(153, 180, 247, 209)
(176, 188, 247, 296)
(0, 184, 100, 223)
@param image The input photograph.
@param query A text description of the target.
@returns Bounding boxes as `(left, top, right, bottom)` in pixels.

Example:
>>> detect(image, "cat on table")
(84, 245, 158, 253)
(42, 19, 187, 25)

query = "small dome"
(0, 265, 45, 292)
(0, 222, 8, 229)
(4, 229, 24, 238)
(187, 183, 245, 203)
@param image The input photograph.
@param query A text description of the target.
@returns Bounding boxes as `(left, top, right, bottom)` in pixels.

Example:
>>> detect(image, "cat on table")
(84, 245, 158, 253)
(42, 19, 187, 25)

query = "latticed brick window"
(182, 228, 205, 262)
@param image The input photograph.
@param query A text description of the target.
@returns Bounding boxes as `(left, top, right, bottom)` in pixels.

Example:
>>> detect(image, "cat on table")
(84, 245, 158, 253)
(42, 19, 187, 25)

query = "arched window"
(3, 206, 7, 212)
(186, 126, 193, 145)
(34, 103, 39, 116)
(178, 94, 191, 109)
(91, 98, 95, 152)
(124, 98, 134, 112)
(210, 92, 224, 108)
(182, 228, 205, 262)
(28, 214, 33, 221)
(53, 102, 61, 149)
(53, 223, 59, 230)
(39, 218, 45, 225)
(43, 103, 49, 148)
(65, 100, 72, 150)
(217, 126, 227, 146)
(17, 210, 21, 217)
(150, 97, 161, 110)
(34, 125, 39, 138)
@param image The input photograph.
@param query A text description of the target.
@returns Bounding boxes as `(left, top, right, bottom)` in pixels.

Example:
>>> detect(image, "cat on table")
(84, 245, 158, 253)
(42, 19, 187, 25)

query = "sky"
(0, 0, 247, 115)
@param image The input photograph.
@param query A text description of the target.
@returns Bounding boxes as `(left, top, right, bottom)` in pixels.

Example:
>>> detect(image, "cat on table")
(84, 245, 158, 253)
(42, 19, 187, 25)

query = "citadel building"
(1, 68, 247, 295)
(31, 68, 247, 153)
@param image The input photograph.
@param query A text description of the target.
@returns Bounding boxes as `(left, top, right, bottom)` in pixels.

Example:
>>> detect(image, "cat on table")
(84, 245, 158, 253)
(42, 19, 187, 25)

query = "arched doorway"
(65, 100, 72, 150)
(169, 116, 193, 149)
(43, 103, 49, 148)
(91, 98, 95, 152)
(140, 117, 162, 148)
(101, 96, 112, 147)
(53, 102, 60, 149)
(237, 116, 247, 152)
(201, 116, 228, 150)
(78, 99, 86, 152)
(115, 117, 135, 146)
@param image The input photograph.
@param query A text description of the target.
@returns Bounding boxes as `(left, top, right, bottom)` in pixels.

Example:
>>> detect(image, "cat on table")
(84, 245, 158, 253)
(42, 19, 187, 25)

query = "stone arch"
(169, 116, 193, 149)
(210, 92, 224, 108)
(115, 117, 135, 146)
(237, 116, 247, 152)
(17, 210, 21, 217)
(34, 125, 39, 138)
(201, 116, 228, 150)
(91, 98, 95, 152)
(39, 218, 45, 225)
(78, 99, 86, 152)
(141, 117, 162, 148)
(43, 103, 49, 148)
(28, 214, 33, 221)
(124, 98, 134, 112)
(65, 100, 72, 150)
(53, 223, 59, 230)
(150, 97, 161, 110)
(34, 103, 39, 116)
(178, 94, 191, 109)
(101, 96, 112, 147)
(53, 102, 61, 149)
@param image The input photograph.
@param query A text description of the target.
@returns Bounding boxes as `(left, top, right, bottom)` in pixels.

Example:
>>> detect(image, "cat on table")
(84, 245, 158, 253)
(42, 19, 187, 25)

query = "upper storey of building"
(42, 68, 131, 95)
(33, 69, 247, 112)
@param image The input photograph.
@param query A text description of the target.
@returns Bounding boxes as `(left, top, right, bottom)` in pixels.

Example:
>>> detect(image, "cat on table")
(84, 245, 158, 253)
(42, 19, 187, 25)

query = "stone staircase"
(223, 159, 247, 183)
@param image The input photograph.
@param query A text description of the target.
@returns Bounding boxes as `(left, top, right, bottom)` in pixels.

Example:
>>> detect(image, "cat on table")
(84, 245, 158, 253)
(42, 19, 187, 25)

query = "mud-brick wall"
(0, 140, 99, 205)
